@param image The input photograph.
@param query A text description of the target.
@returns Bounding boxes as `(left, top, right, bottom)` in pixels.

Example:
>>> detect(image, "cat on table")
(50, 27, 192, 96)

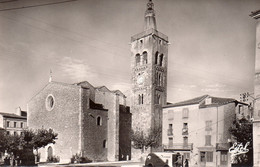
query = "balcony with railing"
(164, 143, 193, 151)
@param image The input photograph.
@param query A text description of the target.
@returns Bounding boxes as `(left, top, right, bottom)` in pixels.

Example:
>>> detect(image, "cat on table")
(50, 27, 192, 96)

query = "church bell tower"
(130, 0, 168, 133)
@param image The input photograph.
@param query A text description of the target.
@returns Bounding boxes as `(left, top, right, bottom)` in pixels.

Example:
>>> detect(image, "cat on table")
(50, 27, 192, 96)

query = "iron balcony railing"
(165, 143, 193, 151)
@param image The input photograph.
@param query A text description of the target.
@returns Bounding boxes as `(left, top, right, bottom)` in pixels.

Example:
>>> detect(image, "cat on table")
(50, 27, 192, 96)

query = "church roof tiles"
(0, 112, 27, 119)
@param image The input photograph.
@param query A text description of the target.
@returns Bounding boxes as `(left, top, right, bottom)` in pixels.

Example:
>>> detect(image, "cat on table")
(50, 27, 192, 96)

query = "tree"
(0, 128, 58, 158)
(229, 118, 253, 166)
(130, 127, 161, 153)
(20, 128, 58, 161)
(0, 129, 7, 153)
(30, 128, 58, 152)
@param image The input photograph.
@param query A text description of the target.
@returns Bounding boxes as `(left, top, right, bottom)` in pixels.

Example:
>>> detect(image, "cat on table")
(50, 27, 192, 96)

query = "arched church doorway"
(47, 146, 53, 159)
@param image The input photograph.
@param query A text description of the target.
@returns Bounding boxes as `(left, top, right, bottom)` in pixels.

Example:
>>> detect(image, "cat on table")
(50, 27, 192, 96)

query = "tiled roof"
(164, 95, 209, 108)
(199, 97, 236, 108)
(111, 90, 126, 98)
(95, 86, 126, 97)
(0, 112, 27, 119)
(164, 95, 237, 108)
(76, 81, 94, 89)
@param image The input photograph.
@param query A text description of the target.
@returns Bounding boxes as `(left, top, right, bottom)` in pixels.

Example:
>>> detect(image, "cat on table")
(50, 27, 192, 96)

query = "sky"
(0, 0, 259, 113)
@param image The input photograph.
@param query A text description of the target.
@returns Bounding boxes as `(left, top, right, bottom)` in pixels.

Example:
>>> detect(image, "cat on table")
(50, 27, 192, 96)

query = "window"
(138, 94, 144, 105)
(220, 151, 228, 165)
(157, 73, 163, 86)
(47, 146, 53, 160)
(7, 121, 10, 128)
(155, 51, 159, 64)
(205, 135, 211, 146)
(182, 108, 189, 118)
(206, 152, 213, 162)
(21, 122, 23, 128)
(183, 123, 188, 135)
(46, 94, 55, 111)
(155, 72, 158, 85)
(97, 116, 102, 126)
(200, 152, 206, 162)
(14, 122, 17, 128)
(159, 54, 164, 66)
(14, 131, 17, 136)
(20, 132, 23, 136)
(6, 131, 10, 135)
(103, 140, 107, 148)
(168, 137, 173, 147)
(201, 151, 213, 162)
(160, 74, 163, 86)
(168, 110, 174, 120)
(169, 124, 173, 129)
(155, 94, 160, 104)
(183, 153, 190, 161)
(205, 97, 212, 105)
(205, 121, 212, 131)
(183, 123, 188, 128)
(136, 54, 141, 66)
(238, 105, 243, 114)
(143, 51, 148, 64)
(155, 72, 162, 86)
(158, 74, 161, 86)
(168, 124, 173, 136)
(183, 137, 188, 146)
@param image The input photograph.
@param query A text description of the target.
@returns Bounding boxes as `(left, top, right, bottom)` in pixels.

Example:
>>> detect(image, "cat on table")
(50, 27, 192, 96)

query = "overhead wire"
(0, 0, 18, 3)
(7, 11, 129, 52)
(0, 9, 252, 92)
(0, 1, 253, 98)
(0, 0, 78, 12)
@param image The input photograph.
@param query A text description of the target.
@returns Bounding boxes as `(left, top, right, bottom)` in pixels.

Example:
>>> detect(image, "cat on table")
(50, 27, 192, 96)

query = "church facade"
(27, 81, 131, 163)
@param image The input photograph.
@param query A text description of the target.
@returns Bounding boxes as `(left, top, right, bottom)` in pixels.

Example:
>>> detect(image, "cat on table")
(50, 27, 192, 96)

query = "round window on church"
(46, 94, 55, 111)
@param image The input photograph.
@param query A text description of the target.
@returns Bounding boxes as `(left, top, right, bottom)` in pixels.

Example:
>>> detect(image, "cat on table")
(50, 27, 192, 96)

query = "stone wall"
(82, 107, 108, 161)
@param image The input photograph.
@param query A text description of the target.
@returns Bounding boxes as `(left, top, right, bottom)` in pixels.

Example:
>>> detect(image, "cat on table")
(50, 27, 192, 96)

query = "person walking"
(184, 159, 189, 167)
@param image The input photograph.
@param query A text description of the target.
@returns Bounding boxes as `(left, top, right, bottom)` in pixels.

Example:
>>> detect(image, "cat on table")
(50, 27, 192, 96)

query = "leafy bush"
(70, 153, 92, 163)
(47, 155, 60, 163)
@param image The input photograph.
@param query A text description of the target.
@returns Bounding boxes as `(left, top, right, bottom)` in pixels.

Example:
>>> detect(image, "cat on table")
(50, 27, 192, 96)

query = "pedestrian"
(175, 155, 182, 167)
(184, 159, 189, 167)
(10, 153, 14, 167)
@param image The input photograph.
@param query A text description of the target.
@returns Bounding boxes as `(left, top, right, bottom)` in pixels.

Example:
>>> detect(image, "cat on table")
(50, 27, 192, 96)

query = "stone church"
(28, 0, 167, 163)
(27, 81, 131, 163)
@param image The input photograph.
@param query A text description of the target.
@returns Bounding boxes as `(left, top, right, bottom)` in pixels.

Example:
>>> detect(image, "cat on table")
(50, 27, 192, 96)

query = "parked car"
(145, 152, 183, 167)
